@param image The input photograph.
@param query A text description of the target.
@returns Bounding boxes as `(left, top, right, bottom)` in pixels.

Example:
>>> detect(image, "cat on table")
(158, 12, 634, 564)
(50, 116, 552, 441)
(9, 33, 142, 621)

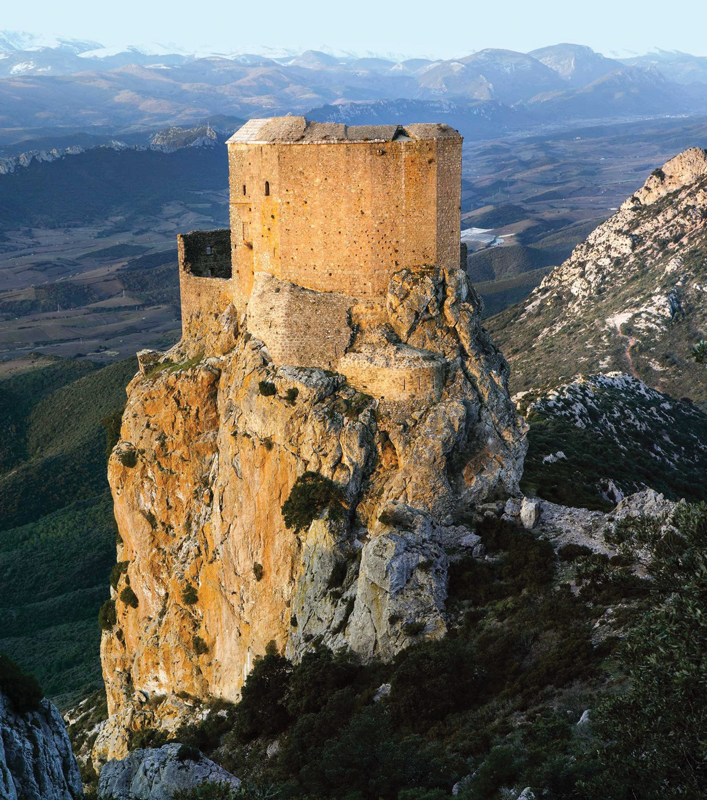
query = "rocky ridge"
(93, 264, 527, 767)
(488, 147, 707, 402)
(0, 691, 82, 800)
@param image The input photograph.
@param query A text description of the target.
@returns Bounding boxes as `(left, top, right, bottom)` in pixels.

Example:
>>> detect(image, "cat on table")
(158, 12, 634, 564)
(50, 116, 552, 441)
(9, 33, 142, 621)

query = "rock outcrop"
(488, 147, 707, 402)
(97, 743, 240, 800)
(0, 692, 82, 800)
(94, 264, 526, 766)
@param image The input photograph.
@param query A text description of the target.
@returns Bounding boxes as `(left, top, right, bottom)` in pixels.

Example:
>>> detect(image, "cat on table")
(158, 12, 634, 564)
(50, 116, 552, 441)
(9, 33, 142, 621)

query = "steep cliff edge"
(488, 147, 707, 401)
(94, 264, 526, 767)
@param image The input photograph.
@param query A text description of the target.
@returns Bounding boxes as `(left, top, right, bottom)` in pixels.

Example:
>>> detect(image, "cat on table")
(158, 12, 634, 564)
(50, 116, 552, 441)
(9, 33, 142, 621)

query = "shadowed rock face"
(93, 264, 526, 768)
(0, 692, 82, 800)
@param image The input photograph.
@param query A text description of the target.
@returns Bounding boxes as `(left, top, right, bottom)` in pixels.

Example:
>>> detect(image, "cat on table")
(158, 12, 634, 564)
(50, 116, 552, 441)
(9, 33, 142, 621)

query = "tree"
(691, 339, 707, 365)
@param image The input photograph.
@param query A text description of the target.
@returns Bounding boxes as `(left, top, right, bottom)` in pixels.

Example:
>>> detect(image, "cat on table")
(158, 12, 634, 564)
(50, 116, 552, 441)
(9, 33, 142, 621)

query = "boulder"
(97, 743, 240, 800)
(520, 498, 540, 530)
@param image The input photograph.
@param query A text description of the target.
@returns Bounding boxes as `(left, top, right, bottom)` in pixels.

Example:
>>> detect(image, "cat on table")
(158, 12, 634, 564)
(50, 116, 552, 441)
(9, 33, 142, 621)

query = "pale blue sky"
(5, 0, 707, 58)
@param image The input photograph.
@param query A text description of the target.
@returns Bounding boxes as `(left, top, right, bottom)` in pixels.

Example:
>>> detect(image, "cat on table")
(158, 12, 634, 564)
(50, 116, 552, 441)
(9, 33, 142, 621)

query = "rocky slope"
(517, 372, 707, 508)
(488, 147, 707, 403)
(93, 264, 527, 767)
(0, 690, 82, 800)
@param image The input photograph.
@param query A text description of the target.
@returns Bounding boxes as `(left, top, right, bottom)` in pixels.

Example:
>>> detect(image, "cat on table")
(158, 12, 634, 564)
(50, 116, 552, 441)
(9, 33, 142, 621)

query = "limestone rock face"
(0, 692, 82, 800)
(97, 744, 240, 800)
(95, 265, 526, 767)
(488, 147, 707, 402)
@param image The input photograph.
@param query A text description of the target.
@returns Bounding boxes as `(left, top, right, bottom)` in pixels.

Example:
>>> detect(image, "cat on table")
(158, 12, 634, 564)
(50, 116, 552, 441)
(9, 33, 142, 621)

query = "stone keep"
(178, 117, 462, 394)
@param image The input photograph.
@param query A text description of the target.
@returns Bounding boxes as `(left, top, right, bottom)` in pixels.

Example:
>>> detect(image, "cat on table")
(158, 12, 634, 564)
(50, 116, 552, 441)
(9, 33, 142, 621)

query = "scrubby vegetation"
(120, 586, 139, 608)
(520, 383, 707, 509)
(183, 583, 199, 605)
(281, 472, 346, 532)
(98, 598, 117, 631)
(258, 381, 277, 397)
(125, 508, 707, 798)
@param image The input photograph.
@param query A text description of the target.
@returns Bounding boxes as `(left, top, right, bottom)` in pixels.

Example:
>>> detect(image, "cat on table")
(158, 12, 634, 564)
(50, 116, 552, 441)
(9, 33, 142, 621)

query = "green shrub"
(118, 449, 138, 468)
(402, 621, 426, 636)
(281, 471, 346, 532)
(253, 563, 264, 582)
(193, 636, 209, 656)
(389, 638, 480, 730)
(129, 727, 170, 751)
(101, 406, 125, 458)
(120, 586, 139, 608)
(172, 782, 238, 800)
(98, 598, 117, 631)
(285, 387, 299, 405)
(110, 560, 129, 590)
(230, 642, 293, 742)
(0, 653, 43, 713)
(258, 381, 277, 397)
(183, 583, 199, 605)
(286, 646, 360, 718)
(558, 543, 593, 562)
(177, 744, 201, 762)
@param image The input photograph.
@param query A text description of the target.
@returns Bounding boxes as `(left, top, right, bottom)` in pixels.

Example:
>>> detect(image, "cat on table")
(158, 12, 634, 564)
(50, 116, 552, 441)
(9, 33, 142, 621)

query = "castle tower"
(178, 116, 462, 378)
(226, 117, 462, 308)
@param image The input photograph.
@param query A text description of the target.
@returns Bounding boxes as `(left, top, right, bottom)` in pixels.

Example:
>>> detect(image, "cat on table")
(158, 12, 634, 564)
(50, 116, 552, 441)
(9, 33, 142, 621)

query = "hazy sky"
(5, 0, 707, 58)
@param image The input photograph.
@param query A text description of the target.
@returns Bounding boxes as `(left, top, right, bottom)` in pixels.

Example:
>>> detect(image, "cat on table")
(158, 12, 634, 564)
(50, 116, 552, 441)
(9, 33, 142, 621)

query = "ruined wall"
(179, 230, 232, 278)
(178, 232, 235, 343)
(227, 138, 462, 308)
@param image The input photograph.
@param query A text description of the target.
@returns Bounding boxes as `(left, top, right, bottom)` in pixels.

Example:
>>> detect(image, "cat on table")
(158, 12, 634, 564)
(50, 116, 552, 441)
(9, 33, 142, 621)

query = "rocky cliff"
(0, 691, 82, 800)
(94, 264, 527, 766)
(488, 147, 707, 402)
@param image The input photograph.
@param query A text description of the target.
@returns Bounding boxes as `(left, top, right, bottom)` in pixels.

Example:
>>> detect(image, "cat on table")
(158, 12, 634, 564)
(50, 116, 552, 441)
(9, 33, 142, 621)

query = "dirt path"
(612, 318, 639, 378)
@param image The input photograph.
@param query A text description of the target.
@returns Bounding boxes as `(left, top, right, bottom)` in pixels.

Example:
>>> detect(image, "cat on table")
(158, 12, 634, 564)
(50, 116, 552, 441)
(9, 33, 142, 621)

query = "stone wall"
(246, 272, 355, 370)
(178, 230, 232, 278)
(227, 137, 462, 309)
(178, 232, 235, 343)
(339, 347, 446, 403)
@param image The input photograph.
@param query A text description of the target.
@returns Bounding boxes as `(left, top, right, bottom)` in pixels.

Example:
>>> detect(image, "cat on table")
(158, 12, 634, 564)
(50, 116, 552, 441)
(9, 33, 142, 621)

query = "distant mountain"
(1, 36, 707, 134)
(529, 43, 622, 86)
(306, 98, 526, 138)
(0, 30, 101, 54)
(0, 139, 228, 229)
(488, 147, 707, 403)
(418, 48, 565, 103)
(522, 66, 693, 120)
(621, 49, 707, 85)
(287, 49, 341, 69)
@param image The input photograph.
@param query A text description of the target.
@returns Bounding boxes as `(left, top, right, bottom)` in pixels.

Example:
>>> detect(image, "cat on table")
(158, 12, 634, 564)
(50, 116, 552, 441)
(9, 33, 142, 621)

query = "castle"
(178, 116, 463, 401)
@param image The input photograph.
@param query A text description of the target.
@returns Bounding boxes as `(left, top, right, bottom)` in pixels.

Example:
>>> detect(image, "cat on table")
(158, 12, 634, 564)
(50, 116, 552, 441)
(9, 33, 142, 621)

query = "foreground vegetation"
(115, 505, 707, 799)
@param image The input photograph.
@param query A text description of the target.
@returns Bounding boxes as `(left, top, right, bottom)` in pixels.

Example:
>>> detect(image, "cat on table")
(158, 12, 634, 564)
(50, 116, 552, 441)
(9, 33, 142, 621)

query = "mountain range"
(2, 34, 707, 135)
